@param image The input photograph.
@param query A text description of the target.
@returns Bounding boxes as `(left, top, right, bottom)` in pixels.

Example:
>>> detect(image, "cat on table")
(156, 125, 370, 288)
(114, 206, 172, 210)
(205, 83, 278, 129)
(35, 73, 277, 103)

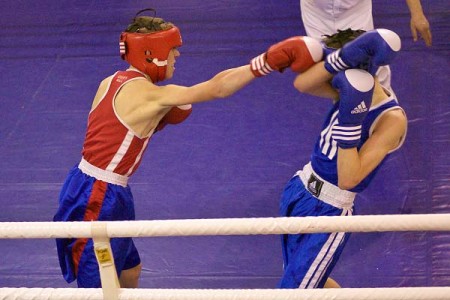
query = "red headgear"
(119, 26, 182, 83)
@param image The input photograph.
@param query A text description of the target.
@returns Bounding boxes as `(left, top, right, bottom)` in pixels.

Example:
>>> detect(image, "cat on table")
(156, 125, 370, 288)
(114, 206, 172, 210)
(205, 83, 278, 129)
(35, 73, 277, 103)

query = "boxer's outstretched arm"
(293, 62, 337, 100)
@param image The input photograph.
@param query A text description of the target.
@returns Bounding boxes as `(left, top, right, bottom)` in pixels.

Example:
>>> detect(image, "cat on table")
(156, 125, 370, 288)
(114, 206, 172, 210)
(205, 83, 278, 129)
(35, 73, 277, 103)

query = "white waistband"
(78, 158, 128, 187)
(296, 162, 355, 209)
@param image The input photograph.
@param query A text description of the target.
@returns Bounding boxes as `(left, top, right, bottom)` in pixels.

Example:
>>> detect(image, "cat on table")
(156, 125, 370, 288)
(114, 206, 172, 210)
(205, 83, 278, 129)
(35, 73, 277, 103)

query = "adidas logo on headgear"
(351, 101, 368, 114)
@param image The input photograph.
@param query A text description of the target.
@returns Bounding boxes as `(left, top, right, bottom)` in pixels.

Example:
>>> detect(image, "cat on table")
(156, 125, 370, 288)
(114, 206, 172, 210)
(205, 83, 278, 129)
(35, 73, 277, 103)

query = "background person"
(299, 0, 432, 94)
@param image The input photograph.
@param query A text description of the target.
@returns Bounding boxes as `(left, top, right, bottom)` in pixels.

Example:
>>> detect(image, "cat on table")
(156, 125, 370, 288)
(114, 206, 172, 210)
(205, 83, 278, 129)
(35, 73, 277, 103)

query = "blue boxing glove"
(324, 29, 401, 74)
(332, 69, 375, 149)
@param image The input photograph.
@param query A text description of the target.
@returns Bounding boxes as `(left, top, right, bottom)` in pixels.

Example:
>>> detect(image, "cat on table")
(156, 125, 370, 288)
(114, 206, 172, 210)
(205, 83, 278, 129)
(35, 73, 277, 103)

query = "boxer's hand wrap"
(332, 69, 375, 149)
(324, 29, 401, 74)
(250, 36, 323, 77)
(250, 53, 274, 77)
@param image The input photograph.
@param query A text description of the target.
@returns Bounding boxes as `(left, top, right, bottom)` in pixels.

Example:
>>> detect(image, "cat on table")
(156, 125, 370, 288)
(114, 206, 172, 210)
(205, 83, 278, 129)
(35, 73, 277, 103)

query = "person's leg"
(54, 166, 95, 285)
(106, 185, 141, 288)
(279, 199, 351, 288)
(116, 237, 141, 288)
(119, 263, 142, 288)
(278, 231, 342, 288)
(76, 239, 102, 287)
(324, 277, 341, 288)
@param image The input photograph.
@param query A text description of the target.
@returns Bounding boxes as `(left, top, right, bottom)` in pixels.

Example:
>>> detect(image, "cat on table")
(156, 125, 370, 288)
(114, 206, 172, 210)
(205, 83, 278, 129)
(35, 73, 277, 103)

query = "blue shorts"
(53, 165, 141, 288)
(278, 175, 352, 288)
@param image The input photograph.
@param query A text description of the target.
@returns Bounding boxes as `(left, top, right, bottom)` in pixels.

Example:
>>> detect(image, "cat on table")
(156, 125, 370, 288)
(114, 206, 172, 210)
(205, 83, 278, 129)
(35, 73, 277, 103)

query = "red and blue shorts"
(53, 165, 141, 288)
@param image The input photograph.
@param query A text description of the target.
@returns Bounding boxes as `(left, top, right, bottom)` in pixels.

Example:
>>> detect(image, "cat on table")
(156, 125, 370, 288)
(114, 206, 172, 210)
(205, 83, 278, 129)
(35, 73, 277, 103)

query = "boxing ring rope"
(1, 213, 450, 239)
(1, 214, 450, 300)
(2, 287, 450, 300)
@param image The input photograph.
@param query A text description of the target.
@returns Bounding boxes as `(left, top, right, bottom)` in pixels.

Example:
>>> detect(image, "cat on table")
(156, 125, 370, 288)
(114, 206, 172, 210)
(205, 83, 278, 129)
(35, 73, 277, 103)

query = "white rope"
(1, 287, 450, 300)
(0, 214, 449, 239)
(1, 215, 448, 300)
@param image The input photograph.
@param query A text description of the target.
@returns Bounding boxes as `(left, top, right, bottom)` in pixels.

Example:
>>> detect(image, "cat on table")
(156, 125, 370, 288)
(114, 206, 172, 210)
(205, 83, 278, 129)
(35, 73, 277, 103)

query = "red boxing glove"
(250, 36, 323, 77)
(155, 104, 192, 132)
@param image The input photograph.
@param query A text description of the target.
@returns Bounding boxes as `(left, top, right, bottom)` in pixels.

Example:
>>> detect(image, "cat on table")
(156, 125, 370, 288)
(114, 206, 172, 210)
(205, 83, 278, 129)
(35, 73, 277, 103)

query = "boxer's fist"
(325, 29, 401, 74)
(155, 104, 192, 132)
(332, 69, 375, 149)
(250, 36, 323, 77)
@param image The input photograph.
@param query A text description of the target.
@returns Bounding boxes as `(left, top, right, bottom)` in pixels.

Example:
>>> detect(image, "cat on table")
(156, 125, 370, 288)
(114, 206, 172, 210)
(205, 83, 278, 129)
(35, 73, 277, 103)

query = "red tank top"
(82, 70, 151, 177)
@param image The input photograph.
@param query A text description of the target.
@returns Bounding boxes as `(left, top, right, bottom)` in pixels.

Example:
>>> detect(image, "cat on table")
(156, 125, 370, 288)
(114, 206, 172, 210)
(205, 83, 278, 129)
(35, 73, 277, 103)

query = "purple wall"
(0, 0, 449, 289)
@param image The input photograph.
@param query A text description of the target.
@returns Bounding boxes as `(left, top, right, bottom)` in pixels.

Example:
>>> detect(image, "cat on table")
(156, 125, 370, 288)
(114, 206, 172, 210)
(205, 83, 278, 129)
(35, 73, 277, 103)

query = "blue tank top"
(310, 94, 405, 193)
